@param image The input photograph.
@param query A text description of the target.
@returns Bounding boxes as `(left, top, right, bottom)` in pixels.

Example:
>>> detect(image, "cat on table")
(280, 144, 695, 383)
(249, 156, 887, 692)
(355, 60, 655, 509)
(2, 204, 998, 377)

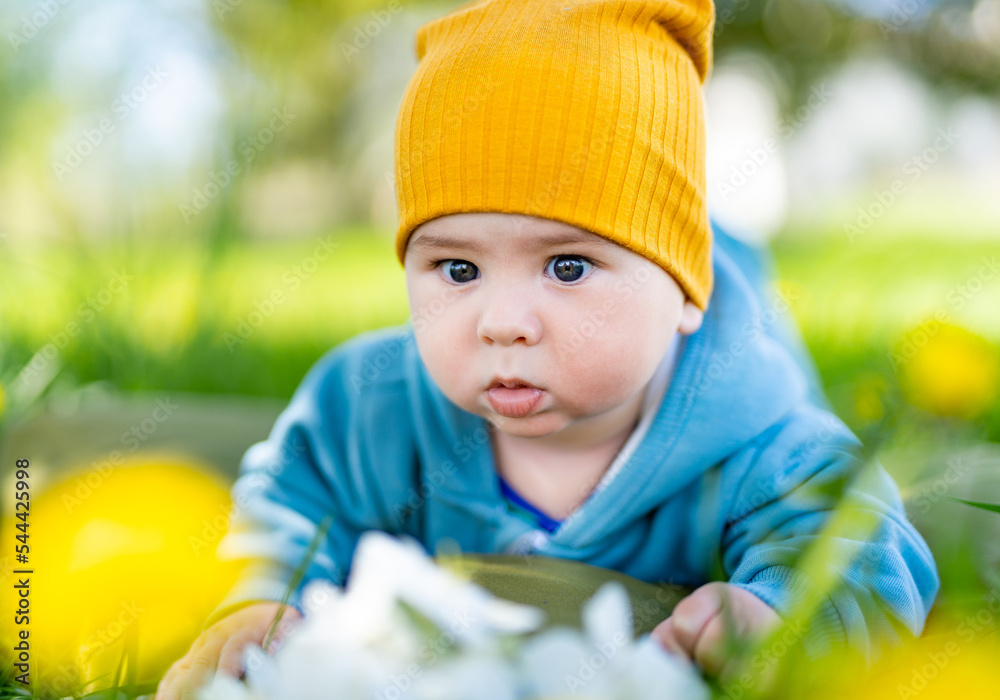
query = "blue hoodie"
(212, 225, 939, 662)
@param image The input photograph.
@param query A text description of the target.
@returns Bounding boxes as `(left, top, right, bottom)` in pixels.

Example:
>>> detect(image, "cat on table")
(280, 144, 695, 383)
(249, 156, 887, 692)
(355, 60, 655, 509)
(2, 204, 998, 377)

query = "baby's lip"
(486, 376, 541, 390)
(485, 381, 545, 418)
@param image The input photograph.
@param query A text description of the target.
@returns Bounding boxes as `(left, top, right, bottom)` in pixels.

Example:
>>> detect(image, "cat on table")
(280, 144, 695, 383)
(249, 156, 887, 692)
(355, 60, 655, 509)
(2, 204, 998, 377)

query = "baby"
(157, 0, 939, 697)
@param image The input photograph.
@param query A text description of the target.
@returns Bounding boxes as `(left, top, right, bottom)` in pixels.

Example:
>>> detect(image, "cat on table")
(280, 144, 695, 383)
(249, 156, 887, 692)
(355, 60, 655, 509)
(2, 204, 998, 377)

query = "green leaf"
(949, 497, 1000, 514)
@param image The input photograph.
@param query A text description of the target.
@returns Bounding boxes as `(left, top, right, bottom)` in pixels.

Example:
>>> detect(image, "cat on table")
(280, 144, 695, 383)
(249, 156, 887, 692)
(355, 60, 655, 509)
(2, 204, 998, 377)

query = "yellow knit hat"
(394, 0, 716, 310)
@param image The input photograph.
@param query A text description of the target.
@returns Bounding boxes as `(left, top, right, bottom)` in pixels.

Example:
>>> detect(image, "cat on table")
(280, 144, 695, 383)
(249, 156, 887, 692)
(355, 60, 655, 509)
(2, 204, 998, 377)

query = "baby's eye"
(546, 255, 594, 283)
(440, 259, 479, 284)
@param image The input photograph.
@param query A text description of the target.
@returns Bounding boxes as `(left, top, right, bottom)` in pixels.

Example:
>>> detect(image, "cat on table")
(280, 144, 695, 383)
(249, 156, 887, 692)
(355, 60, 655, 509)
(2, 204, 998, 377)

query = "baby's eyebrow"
(409, 229, 607, 254)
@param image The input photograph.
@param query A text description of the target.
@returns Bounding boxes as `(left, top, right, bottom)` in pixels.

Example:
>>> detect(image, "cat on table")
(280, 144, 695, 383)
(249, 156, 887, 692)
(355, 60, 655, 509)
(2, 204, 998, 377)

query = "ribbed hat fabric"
(394, 0, 716, 310)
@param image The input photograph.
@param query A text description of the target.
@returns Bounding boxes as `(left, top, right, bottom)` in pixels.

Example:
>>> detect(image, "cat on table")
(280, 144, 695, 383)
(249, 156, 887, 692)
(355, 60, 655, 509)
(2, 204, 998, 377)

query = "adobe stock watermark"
(945, 255, 1000, 310)
(878, 0, 925, 38)
(29, 661, 83, 700)
(520, 121, 617, 216)
(725, 413, 845, 525)
(234, 437, 311, 502)
(563, 630, 630, 694)
(887, 255, 999, 371)
(236, 577, 345, 675)
(391, 426, 492, 526)
(556, 266, 656, 362)
(212, 0, 242, 19)
(956, 587, 1000, 643)
(372, 609, 477, 700)
(844, 126, 960, 242)
(630, 581, 687, 632)
(908, 455, 970, 517)
(349, 328, 417, 394)
(188, 458, 300, 557)
(688, 283, 801, 397)
(895, 640, 963, 699)
(720, 620, 807, 700)
(406, 283, 464, 344)
(714, 0, 750, 38)
(547, 470, 606, 523)
(52, 64, 169, 181)
(190, 501, 241, 555)
(339, 0, 403, 63)
(15, 269, 131, 387)
(61, 397, 179, 514)
(178, 107, 296, 223)
(896, 588, 1000, 698)
(389, 73, 500, 195)
(6, 0, 71, 53)
(717, 83, 833, 201)
(79, 601, 144, 660)
(222, 233, 339, 352)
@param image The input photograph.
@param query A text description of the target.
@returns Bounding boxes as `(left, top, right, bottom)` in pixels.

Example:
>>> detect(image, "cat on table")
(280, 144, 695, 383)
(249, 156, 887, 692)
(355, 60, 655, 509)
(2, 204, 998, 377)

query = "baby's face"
(403, 213, 703, 441)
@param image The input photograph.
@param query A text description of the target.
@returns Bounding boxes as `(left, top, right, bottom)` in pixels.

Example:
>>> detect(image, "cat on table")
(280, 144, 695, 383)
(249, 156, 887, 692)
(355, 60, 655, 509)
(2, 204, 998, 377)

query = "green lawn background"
(2, 224, 998, 441)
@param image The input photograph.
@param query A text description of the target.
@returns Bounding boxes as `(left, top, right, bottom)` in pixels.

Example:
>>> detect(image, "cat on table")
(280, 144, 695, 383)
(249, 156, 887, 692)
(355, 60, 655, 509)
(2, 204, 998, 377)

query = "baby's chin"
(481, 410, 573, 440)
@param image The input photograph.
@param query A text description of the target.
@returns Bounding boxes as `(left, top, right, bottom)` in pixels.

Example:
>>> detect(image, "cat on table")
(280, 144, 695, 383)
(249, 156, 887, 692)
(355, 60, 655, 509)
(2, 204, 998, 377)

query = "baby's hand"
(155, 602, 301, 700)
(651, 582, 781, 678)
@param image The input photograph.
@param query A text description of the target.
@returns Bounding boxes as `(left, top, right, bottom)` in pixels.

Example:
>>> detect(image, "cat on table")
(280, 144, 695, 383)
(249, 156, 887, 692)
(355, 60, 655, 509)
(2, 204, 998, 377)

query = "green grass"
(0, 228, 409, 399)
(770, 230, 1000, 441)
(772, 231, 1000, 345)
(2, 225, 999, 438)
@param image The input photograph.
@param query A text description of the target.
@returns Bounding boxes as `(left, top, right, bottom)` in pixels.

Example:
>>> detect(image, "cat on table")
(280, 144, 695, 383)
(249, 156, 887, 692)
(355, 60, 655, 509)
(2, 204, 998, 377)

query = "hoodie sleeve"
(204, 431, 348, 628)
(203, 343, 391, 629)
(720, 404, 939, 662)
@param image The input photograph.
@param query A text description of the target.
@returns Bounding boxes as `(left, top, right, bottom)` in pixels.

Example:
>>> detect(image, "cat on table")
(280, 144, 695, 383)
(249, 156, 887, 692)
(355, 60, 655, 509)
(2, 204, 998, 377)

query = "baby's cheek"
(430, 335, 468, 375)
(561, 336, 650, 406)
(414, 321, 465, 378)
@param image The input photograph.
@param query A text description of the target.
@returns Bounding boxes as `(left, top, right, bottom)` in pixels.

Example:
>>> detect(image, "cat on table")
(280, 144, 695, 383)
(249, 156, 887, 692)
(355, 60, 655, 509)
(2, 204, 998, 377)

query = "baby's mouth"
(485, 378, 544, 418)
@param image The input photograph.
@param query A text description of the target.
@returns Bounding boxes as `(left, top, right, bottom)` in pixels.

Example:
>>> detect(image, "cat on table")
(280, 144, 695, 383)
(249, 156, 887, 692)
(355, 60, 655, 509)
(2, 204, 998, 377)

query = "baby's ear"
(678, 300, 704, 335)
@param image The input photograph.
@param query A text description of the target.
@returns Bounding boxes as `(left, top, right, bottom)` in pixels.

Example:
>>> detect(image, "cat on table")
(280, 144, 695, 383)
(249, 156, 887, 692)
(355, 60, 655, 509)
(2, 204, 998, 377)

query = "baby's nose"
(477, 288, 542, 346)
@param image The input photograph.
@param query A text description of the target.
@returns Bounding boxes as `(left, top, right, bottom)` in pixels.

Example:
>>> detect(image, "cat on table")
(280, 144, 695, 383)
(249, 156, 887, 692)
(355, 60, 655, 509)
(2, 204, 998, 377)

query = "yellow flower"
(0, 453, 240, 695)
(897, 322, 1000, 419)
(853, 632, 998, 699)
(805, 614, 1000, 700)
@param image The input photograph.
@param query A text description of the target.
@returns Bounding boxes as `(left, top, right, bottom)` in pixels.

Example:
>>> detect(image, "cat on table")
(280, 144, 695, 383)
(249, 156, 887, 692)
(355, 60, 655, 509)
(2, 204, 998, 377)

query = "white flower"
(582, 582, 633, 648)
(413, 653, 521, 700)
(516, 582, 707, 700)
(198, 530, 710, 700)
(347, 531, 544, 646)
(625, 636, 710, 700)
(518, 628, 596, 697)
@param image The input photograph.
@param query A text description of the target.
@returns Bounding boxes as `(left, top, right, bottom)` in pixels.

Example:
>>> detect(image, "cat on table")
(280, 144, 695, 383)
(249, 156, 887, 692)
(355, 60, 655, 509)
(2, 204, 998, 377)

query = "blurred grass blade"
(261, 513, 335, 652)
(112, 636, 128, 695)
(9, 348, 61, 409)
(124, 622, 139, 698)
(63, 671, 113, 698)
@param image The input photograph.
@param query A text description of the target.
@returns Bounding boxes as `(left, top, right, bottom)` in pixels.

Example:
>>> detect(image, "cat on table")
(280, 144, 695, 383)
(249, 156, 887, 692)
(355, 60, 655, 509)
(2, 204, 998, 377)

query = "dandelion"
(829, 628, 1000, 699)
(897, 323, 1000, 419)
(0, 454, 240, 694)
